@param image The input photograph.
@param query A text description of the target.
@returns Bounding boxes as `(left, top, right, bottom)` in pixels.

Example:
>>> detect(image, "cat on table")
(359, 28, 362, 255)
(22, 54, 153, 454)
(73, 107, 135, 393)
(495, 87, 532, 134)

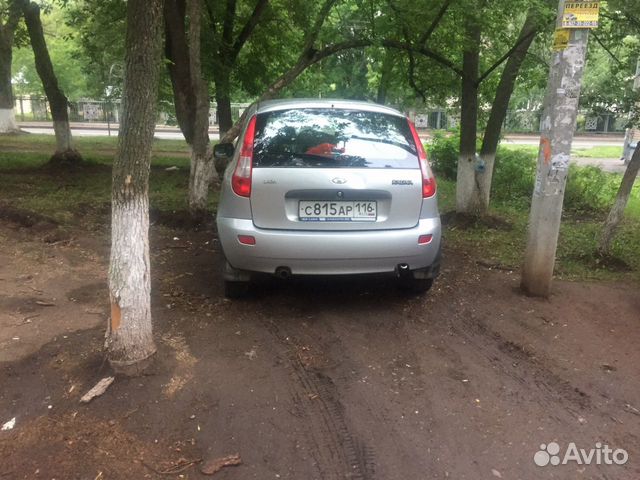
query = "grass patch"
(438, 178, 640, 281)
(571, 145, 623, 159)
(501, 144, 623, 159)
(0, 135, 211, 226)
(431, 133, 640, 281)
(0, 133, 189, 154)
(499, 144, 539, 156)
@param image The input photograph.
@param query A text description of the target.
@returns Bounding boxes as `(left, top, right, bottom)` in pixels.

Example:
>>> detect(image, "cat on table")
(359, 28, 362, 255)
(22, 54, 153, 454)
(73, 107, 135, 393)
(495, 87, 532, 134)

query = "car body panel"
(250, 168, 423, 231)
(217, 217, 441, 275)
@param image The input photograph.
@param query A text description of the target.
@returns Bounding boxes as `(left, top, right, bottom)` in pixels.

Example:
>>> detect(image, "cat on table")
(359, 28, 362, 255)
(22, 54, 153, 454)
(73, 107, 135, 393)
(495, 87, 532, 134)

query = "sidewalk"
(17, 121, 625, 142)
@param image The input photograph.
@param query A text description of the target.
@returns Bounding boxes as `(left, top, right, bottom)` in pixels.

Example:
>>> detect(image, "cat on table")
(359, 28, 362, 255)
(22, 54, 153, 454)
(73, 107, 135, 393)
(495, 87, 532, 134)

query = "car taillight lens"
(408, 120, 437, 198)
(232, 115, 257, 197)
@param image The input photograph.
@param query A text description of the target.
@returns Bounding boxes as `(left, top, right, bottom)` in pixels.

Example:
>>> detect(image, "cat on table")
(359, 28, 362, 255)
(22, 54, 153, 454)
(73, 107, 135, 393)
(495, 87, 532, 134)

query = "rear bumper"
(216, 216, 441, 276)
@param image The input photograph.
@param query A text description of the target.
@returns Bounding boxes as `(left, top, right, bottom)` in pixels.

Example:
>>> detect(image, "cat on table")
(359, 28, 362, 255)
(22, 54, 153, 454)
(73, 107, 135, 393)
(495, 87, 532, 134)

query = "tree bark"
(455, 16, 481, 214)
(0, 0, 22, 133)
(22, 2, 82, 164)
(477, 10, 539, 212)
(598, 143, 640, 255)
(107, 0, 163, 375)
(376, 49, 394, 104)
(165, 0, 215, 220)
(165, 0, 196, 145)
(214, 67, 233, 135)
(186, 0, 214, 220)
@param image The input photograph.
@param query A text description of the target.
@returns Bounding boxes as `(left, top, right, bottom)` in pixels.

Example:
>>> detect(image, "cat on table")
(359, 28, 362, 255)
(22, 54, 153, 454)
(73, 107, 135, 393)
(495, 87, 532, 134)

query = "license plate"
(299, 201, 377, 222)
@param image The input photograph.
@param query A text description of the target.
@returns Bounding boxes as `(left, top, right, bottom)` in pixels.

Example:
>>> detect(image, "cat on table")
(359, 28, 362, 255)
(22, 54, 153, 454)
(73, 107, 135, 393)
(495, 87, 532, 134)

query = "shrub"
(491, 148, 537, 203)
(427, 131, 459, 180)
(427, 136, 621, 216)
(564, 165, 619, 215)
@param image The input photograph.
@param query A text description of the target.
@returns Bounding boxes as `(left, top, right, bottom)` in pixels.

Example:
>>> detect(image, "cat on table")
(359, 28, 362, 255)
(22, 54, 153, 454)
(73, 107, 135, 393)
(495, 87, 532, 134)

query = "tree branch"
(204, 0, 217, 36)
(381, 39, 463, 77)
(476, 27, 537, 86)
(417, 0, 451, 45)
(231, 0, 269, 59)
(303, 0, 338, 52)
(222, 0, 236, 48)
(591, 31, 624, 67)
(385, 0, 427, 100)
(1, 0, 24, 40)
(407, 49, 426, 102)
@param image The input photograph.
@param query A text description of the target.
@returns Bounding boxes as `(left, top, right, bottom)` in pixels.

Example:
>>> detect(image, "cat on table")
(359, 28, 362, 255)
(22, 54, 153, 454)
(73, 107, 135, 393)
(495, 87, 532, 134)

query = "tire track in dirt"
(263, 316, 377, 480)
(445, 308, 593, 419)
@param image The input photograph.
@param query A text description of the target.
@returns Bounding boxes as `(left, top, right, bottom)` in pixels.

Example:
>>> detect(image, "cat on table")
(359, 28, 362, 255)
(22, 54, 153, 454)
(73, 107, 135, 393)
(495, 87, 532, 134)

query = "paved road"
(22, 126, 194, 140)
(19, 122, 626, 148)
(18, 122, 631, 173)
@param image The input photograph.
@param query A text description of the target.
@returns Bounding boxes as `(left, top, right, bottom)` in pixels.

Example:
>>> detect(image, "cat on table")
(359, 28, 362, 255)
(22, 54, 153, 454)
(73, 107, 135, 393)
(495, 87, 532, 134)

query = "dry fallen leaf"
(200, 454, 242, 475)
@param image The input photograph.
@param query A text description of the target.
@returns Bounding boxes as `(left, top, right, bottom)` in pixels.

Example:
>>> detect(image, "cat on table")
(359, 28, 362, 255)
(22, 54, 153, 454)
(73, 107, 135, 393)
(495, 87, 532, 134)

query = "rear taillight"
(232, 115, 257, 197)
(408, 120, 437, 198)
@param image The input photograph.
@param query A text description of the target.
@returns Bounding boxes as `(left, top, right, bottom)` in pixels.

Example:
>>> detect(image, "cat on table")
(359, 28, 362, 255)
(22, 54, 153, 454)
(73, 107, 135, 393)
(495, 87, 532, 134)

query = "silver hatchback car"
(214, 99, 441, 297)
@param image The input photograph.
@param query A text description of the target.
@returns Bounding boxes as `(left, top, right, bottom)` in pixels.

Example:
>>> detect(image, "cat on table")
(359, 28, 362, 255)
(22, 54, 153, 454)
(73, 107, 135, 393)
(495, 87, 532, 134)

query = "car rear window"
(252, 108, 419, 169)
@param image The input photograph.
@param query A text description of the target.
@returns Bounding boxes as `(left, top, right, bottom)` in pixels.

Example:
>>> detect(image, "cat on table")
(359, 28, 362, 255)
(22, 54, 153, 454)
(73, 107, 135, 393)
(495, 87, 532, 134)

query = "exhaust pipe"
(275, 266, 292, 280)
(396, 263, 411, 278)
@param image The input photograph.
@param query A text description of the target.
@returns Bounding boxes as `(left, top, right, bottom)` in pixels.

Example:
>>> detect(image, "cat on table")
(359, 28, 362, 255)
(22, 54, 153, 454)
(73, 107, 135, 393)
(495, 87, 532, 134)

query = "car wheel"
(397, 277, 434, 294)
(224, 280, 250, 299)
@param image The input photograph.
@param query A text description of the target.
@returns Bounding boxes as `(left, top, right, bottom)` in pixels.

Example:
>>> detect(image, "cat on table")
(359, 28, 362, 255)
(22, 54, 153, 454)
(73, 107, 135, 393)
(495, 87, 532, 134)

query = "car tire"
(224, 280, 250, 299)
(397, 277, 434, 294)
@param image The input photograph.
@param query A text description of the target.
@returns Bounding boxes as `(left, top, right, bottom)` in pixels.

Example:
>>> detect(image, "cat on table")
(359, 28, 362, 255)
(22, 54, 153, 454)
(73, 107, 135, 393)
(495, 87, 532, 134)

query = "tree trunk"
(477, 10, 539, 211)
(598, 143, 640, 255)
(456, 17, 481, 214)
(107, 0, 163, 375)
(165, 0, 215, 220)
(186, 0, 214, 220)
(0, 1, 21, 133)
(164, 0, 196, 145)
(376, 49, 394, 104)
(0, 49, 17, 132)
(23, 1, 82, 164)
(214, 66, 233, 136)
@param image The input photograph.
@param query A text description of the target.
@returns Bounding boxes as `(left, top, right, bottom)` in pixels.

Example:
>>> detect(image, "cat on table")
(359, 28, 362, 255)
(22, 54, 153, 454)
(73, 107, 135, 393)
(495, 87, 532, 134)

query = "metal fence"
(14, 96, 251, 127)
(14, 96, 627, 134)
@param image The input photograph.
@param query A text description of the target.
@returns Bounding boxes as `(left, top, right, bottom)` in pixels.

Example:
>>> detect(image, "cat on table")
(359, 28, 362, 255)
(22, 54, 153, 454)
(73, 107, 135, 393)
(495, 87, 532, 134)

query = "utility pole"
(521, 0, 595, 297)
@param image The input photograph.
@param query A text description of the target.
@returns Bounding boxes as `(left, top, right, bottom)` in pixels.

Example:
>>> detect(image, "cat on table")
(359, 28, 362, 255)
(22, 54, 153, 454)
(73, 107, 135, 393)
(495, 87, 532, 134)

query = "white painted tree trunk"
(455, 14, 481, 214)
(456, 152, 483, 213)
(106, 0, 163, 374)
(186, 0, 214, 220)
(188, 145, 214, 217)
(53, 119, 73, 152)
(0, 108, 19, 133)
(107, 196, 156, 372)
(477, 152, 496, 209)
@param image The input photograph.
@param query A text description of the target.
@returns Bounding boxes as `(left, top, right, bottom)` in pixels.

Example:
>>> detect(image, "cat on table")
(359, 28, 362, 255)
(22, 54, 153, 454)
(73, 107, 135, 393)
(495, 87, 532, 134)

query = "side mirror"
(213, 142, 235, 160)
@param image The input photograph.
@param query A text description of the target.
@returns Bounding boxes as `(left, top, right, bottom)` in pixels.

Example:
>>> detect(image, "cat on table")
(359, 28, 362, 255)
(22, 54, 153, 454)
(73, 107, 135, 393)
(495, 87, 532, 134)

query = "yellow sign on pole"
(552, 28, 571, 51)
(562, 1, 600, 28)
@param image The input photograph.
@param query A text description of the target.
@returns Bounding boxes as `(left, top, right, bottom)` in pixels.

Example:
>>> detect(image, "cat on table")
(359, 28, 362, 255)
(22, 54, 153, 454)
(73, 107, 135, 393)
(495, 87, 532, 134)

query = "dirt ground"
(0, 206, 639, 480)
